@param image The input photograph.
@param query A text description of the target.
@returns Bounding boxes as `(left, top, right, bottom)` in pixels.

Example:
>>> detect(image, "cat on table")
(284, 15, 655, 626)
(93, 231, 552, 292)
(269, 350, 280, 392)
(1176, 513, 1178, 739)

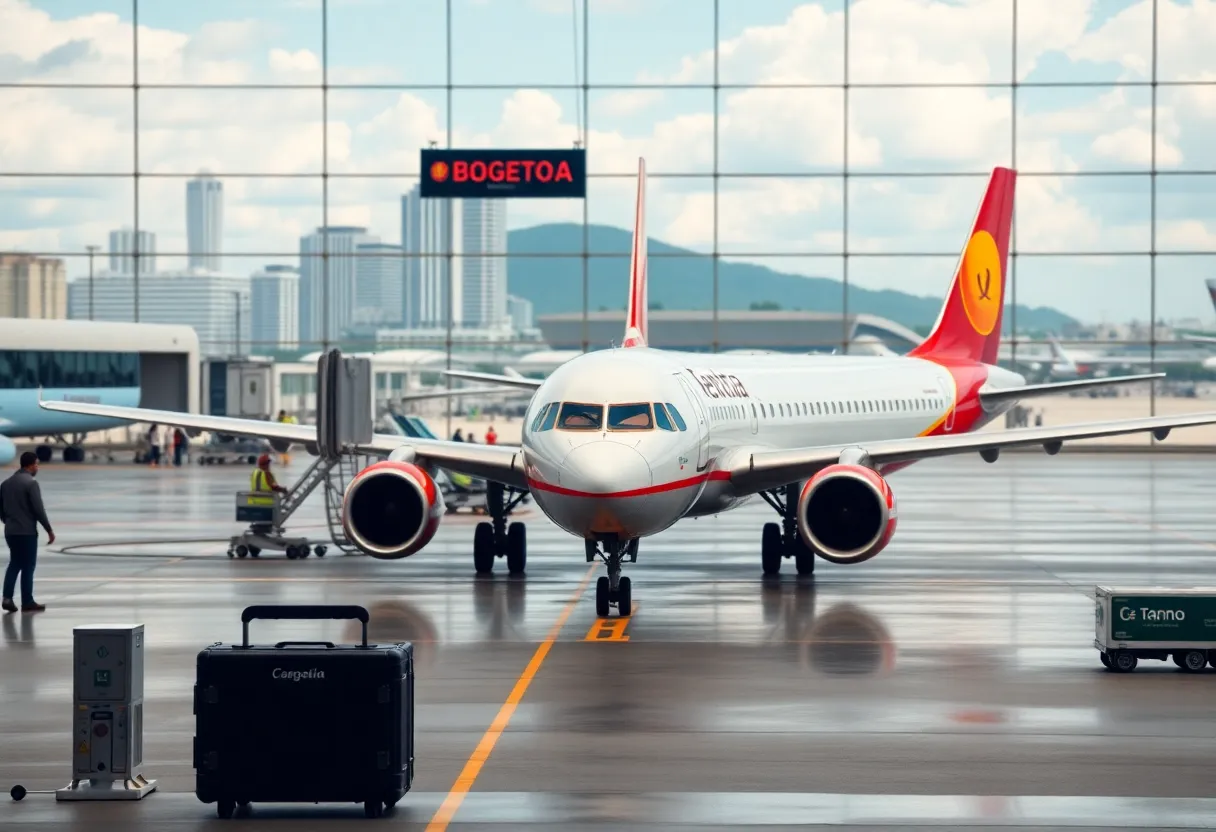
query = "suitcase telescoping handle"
(240, 605, 369, 648)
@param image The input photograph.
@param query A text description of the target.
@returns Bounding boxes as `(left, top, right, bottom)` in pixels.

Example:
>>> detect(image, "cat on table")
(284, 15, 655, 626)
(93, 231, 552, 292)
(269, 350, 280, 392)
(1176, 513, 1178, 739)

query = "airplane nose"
(559, 441, 652, 495)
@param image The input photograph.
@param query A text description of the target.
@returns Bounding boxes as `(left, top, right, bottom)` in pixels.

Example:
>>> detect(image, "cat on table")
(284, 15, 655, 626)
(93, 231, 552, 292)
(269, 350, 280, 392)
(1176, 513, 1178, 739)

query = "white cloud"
(1, 0, 1214, 325)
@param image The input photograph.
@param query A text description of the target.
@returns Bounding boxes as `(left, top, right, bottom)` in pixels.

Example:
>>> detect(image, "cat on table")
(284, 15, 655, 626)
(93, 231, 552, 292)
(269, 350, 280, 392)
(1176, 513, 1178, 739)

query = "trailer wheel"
(1100, 652, 1112, 670)
(1180, 650, 1207, 672)
(1112, 651, 1138, 673)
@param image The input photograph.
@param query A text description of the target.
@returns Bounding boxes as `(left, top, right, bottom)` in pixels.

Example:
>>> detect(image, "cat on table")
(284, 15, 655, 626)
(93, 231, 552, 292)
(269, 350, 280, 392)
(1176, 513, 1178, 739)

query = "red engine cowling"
(341, 460, 444, 559)
(796, 463, 897, 564)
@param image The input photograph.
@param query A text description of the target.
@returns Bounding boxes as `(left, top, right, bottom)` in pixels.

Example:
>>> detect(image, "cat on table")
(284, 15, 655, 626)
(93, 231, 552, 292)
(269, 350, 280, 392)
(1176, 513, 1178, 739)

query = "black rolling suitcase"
(193, 605, 414, 819)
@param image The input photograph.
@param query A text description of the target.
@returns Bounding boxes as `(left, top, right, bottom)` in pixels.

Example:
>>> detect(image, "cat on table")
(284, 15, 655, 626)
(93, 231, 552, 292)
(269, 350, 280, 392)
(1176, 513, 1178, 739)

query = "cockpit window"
(664, 403, 687, 431)
(654, 403, 675, 431)
(531, 402, 555, 432)
(539, 402, 559, 431)
(607, 403, 653, 431)
(557, 402, 603, 430)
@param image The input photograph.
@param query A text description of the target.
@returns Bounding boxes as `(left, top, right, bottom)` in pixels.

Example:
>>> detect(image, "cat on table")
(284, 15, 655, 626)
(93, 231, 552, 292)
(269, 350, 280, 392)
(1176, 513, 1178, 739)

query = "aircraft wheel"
(595, 576, 610, 618)
(617, 576, 632, 616)
(314, 546, 327, 557)
(248, 546, 261, 558)
(473, 522, 495, 574)
(35, 445, 52, 463)
(235, 545, 248, 559)
(761, 523, 782, 575)
(506, 522, 527, 574)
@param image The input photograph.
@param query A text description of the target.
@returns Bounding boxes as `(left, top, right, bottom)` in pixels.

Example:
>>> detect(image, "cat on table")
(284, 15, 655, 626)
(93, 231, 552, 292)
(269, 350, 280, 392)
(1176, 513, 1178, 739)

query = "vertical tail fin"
(908, 167, 1016, 366)
(622, 157, 648, 348)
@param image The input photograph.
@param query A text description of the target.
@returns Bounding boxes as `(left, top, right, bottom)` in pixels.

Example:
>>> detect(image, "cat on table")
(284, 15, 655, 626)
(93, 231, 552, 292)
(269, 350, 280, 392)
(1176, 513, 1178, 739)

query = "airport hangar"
(534, 310, 922, 356)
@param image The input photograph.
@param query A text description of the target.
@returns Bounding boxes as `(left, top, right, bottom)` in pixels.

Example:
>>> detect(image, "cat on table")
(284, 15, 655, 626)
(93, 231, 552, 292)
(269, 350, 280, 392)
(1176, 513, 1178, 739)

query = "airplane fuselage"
(521, 347, 1026, 541)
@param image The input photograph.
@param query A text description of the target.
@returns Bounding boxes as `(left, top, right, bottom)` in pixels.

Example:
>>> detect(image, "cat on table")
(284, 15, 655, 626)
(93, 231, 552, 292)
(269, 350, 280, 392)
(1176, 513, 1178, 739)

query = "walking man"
(1, 452, 54, 613)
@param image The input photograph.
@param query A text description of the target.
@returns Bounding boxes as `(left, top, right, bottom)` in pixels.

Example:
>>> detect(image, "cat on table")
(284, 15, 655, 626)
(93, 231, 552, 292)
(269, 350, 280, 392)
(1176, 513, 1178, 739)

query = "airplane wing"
(977, 373, 1163, 408)
(442, 369, 543, 390)
(1183, 334, 1216, 346)
(727, 411, 1216, 496)
(399, 385, 527, 402)
(37, 400, 528, 488)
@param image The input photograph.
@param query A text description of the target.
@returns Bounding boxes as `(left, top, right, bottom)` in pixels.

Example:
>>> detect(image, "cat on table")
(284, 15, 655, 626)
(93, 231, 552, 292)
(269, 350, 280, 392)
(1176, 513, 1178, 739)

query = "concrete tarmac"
(2, 453, 1216, 830)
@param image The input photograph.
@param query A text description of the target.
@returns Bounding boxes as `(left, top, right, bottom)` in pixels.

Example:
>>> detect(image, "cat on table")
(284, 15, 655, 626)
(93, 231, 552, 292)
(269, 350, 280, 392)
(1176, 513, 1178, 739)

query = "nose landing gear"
(588, 537, 637, 617)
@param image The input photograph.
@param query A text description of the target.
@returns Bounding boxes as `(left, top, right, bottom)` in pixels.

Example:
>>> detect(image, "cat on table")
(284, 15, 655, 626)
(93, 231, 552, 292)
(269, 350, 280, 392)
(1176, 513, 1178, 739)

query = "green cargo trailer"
(1094, 586, 1216, 673)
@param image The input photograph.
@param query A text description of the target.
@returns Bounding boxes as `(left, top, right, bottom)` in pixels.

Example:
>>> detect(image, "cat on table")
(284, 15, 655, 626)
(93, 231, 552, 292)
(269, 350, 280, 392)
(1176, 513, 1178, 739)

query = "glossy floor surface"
(2, 453, 1216, 830)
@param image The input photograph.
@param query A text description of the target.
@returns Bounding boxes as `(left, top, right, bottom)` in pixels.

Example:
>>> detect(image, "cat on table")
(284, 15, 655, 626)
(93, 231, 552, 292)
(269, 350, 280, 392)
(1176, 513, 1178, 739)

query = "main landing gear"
(473, 481, 529, 576)
(587, 536, 638, 618)
(760, 483, 815, 576)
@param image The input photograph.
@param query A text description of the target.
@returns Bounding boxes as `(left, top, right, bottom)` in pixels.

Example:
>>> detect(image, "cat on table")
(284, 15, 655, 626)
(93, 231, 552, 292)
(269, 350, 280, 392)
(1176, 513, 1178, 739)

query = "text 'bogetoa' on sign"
(419, 149, 587, 199)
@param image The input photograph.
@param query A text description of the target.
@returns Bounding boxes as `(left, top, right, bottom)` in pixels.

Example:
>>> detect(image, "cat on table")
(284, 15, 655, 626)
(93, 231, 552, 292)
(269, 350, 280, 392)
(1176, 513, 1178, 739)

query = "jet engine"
(0, 435, 15, 466)
(796, 463, 897, 564)
(341, 460, 444, 559)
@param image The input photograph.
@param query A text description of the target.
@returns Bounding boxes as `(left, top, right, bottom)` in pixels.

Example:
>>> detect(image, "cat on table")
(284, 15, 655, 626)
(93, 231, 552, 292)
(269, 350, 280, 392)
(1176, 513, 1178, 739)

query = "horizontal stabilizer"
(441, 370, 543, 391)
(979, 373, 1164, 409)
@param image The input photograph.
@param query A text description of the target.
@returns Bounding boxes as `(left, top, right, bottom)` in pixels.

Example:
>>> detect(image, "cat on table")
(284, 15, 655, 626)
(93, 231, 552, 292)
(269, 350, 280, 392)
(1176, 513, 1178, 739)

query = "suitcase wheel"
(217, 799, 235, 819)
(364, 799, 383, 818)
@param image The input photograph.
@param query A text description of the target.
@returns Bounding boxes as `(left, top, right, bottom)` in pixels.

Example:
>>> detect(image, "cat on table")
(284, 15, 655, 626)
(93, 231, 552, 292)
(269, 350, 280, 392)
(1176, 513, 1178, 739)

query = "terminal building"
(536, 310, 923, 354)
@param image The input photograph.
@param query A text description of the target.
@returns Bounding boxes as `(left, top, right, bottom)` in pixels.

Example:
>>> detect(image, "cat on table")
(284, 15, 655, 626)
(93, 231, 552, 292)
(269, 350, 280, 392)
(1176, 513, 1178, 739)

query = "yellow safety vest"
(251, 469, 272, 492)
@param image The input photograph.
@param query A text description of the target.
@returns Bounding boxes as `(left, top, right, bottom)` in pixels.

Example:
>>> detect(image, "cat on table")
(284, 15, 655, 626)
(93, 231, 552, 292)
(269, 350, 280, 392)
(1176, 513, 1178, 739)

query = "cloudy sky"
(2, 0, 1215, 326)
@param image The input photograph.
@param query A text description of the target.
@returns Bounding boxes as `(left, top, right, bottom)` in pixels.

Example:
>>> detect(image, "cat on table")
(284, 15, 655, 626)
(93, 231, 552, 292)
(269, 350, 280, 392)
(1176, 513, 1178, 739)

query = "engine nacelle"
(796, 463, 897, 564)
(0, 435, 15, 466)
(341, 460, 444, 559)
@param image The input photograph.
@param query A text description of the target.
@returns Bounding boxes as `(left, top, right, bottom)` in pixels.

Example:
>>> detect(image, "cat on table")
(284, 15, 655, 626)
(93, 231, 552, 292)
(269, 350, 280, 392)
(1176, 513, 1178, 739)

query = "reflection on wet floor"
(2, 454, 1216, 829)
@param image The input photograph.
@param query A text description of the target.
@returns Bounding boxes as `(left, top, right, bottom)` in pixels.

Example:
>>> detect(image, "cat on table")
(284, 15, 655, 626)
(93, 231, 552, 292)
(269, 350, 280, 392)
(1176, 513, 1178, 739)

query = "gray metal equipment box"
(57, 624, 157, 801)
(316, 350, 373, 457)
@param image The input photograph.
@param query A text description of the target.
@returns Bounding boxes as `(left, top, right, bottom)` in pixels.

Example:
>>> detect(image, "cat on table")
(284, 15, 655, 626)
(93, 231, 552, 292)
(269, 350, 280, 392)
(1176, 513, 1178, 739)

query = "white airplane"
(41, 160, 1216, 619)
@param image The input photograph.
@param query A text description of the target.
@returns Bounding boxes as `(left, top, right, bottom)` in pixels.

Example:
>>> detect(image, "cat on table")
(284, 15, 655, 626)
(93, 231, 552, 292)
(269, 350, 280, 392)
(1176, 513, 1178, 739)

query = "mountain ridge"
(506, 223, 1075, 333)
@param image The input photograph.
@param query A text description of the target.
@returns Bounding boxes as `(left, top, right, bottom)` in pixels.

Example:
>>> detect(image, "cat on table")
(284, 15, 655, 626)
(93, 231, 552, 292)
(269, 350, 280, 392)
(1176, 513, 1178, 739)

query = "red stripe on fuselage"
(527, 470, 730, 500)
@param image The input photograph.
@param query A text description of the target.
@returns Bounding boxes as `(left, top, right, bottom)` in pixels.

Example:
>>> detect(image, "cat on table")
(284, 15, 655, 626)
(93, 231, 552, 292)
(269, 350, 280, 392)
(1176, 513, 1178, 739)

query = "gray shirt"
(0, 470, 52, 537)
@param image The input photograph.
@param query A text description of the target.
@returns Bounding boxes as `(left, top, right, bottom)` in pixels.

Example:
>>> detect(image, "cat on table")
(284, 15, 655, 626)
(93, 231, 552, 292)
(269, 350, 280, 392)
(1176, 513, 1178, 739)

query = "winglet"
(908, 166, 1016, 366)
(622, 157, 648, 348)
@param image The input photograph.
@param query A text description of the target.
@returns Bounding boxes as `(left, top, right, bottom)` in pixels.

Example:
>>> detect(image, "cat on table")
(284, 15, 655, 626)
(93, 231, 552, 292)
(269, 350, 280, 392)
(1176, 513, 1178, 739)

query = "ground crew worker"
(252, 454, 288, 495)
(275, 410, 297, 463)
(1, 452, 53, 613)
(485, 425, 498, 445)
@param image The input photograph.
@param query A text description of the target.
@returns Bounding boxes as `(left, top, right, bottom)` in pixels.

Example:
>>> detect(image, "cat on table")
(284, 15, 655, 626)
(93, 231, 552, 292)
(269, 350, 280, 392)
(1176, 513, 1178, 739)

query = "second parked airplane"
(42, 159, 1216, 617)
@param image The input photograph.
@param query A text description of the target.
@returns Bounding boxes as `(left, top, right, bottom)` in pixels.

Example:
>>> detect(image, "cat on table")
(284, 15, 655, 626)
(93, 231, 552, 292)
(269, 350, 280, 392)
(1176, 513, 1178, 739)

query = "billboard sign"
(420, 148, 586, 199)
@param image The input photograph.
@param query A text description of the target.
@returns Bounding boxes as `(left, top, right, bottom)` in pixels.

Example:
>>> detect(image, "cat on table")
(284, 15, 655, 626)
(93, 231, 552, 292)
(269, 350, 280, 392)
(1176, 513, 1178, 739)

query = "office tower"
(507, 294, 533, 332)
(401, 185, 462, 328)
(460, 198, 508, 329)
(354, 243, 405, 326)
(187, 174, 224, 271)
(67, 271, 250, 357)
(250, 265, 299, 349)
(108, 228, 157, 275)
(0, 254, 67, 319)
(298, 226, 378, 346)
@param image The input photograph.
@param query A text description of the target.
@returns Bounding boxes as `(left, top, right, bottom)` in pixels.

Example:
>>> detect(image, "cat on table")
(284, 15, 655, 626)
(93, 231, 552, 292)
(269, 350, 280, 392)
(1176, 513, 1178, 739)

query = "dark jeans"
(3, 534, 38, 605)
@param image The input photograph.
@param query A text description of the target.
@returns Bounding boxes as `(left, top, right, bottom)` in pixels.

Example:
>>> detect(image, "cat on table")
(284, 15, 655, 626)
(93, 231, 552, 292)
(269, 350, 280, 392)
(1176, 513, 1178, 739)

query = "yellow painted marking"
(424, 564, 597, 832)
(584, 605, 638, 641)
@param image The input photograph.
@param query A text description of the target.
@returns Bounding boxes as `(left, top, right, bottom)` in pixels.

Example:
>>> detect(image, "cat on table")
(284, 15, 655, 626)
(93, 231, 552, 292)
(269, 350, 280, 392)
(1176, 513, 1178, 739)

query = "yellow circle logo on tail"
(958, 230, 1002, 336)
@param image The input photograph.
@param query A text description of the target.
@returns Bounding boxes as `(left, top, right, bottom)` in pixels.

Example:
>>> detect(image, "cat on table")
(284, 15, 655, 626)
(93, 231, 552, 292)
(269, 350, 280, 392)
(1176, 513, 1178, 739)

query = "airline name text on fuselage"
(688, 369, 750, 399)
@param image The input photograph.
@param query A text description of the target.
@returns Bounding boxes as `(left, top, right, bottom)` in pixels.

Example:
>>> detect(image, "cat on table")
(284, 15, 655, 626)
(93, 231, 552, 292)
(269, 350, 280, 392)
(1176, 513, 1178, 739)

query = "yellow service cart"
(228, 490, 327, 560)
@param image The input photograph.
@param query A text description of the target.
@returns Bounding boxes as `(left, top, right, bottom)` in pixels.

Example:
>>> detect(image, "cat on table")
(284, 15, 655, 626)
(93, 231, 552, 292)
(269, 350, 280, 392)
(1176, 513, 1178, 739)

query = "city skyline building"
(187, 174, 224, 271)
(354, 242, 406, 327)
(251, 264, 299, 350)
(67, 271, 251, 357)
(402, 186, 462, 329)
(0, 253, 67, 319)
(460, 198, 508, 329)
(108, 227, 156, 275)
(298, 225, 379, 346)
